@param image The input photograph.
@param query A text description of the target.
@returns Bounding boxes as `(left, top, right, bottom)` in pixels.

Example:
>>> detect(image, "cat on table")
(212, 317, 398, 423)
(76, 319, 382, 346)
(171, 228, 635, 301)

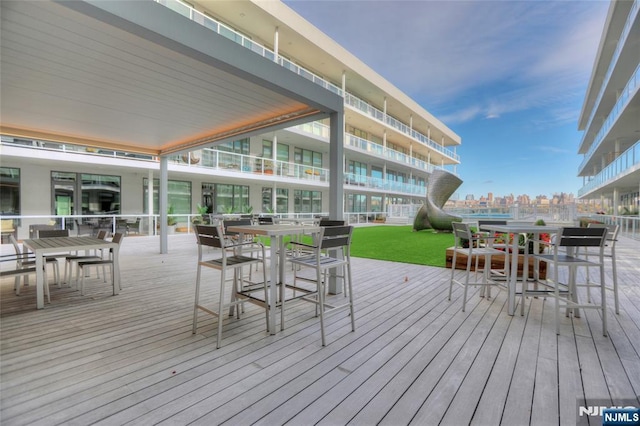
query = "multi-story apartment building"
(577, 0, 639, 214)
(0, 0, 460, 240)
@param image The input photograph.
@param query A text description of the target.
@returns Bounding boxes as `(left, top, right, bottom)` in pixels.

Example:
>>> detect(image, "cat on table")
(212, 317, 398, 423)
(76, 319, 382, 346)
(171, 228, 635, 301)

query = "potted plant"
(263, 159, 274, 174)
(167, 204, 177, 234)
(192, 204, 209, 225)
(526, 219, 550, 253)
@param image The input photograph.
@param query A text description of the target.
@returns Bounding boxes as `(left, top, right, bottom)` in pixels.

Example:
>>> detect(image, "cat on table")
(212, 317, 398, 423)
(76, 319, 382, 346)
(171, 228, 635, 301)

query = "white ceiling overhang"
(0, 0, 343, 156)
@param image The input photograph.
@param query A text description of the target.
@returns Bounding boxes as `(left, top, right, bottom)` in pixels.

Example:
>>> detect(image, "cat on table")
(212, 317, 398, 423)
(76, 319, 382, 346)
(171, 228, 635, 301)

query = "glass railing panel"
(343, 172, 424, 194)
(200, 15, 218, 32)
(159, 0, 191, 17)
(578, 139, 640, 196)
(343, 93, 458, 162)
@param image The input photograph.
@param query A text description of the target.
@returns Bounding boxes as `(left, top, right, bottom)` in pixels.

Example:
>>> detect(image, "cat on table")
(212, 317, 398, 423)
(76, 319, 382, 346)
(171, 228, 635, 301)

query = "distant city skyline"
(453, 190, 576, 204)
(285, 0, 610, 198)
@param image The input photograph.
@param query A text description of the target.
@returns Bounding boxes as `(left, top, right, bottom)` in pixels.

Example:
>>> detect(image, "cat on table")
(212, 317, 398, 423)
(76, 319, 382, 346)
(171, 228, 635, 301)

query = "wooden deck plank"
(1, 233, 639, 426)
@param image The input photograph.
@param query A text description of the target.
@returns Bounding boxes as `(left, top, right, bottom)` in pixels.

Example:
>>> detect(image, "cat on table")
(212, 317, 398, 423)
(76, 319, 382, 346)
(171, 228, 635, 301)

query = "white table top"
(227, 224, 320, 236)
(480, 224, 560, 234)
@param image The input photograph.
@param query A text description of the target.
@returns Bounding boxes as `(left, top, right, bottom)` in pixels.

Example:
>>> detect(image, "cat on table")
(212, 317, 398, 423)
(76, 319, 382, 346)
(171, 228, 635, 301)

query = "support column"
(147, 170, 154, 236)
(329, 111, 344, 220)
(273, 27, 279, 60)
(328, 111, 344, 295)
(160, 156, 168, 254)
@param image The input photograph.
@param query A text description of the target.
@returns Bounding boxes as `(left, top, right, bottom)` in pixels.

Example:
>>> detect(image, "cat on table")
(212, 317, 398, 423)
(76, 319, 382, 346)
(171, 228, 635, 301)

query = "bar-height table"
(22, 236, 120, 309)
(479, 224, 559, 315)
(227, 223, 320, 334)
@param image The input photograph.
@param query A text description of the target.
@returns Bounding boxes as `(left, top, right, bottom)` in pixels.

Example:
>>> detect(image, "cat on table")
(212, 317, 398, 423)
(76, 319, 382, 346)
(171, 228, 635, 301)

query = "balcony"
(578, 139, 640, 197)
(344, 173, 426, 195)
(580, 0, 639, 145)
(578, 63, 640, 174)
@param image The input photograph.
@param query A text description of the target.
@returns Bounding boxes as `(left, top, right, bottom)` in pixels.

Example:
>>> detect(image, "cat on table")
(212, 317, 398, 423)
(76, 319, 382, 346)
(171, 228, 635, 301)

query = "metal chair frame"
(448, 222, 507, 312)
(288, 225, 356, 346)
(528, 227, 608, 336)
(192, 224, 269, 349)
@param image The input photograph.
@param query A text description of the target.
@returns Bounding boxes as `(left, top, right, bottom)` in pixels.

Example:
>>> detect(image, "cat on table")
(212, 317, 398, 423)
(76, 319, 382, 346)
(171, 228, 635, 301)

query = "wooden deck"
(1, 233, 639, 425)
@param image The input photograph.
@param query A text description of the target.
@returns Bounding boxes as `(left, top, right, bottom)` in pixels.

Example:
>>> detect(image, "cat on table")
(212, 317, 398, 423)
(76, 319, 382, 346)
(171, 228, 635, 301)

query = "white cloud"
(286, 0, 608, 124)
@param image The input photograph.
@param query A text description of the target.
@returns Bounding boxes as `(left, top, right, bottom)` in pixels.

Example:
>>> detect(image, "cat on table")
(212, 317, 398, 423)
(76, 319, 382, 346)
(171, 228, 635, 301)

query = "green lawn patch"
(350, 225, 454, 267)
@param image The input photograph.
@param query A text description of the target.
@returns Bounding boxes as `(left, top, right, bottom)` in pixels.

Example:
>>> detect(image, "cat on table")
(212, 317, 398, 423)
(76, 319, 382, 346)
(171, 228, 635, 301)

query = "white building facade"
(577, 0, 640, 215)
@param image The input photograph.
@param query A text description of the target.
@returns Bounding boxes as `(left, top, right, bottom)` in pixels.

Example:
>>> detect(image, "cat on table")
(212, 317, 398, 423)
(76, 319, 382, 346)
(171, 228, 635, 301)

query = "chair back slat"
(587, 223, 619, 243)
(558, 227, 607, 247)
(38, 229, 69, 238)
(195, 224, 224, 249)
(452, 222, 471, 242)
(319, 219, 346, 227)
(319, 226, 352, 250)
(111, 233, 125, 245)
(223, 218, 252, 237)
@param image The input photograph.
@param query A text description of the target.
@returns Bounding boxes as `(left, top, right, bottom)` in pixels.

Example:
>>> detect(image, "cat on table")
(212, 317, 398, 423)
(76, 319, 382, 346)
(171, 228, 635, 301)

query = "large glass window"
(52, 172, 76, 216)
(294, 190, 322, 213)
(216, 138, 249, 169)
(216, 138, 249, 155)
(262, 140, 273, 159)
(0, 167, 20, 215)
(371, 195, 383, 212)
(346, 125, 368, 140)
(294, 148, 322, 168)
(262, 187, 289, 213)
(51, 172, 121, 217)
(348, 194, 367, 213)
(276, 188, 288, 213)
(143, 178, 191, 218)
(82, 174, 121, 214)
(277, 143, 289, 162)
(200, 182, 249, 213)
(348, 160, 367, 176)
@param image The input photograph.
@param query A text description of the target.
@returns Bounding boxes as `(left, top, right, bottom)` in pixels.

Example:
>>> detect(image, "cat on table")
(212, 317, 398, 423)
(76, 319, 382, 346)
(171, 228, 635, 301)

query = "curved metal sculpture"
(414, 169, 463, 231)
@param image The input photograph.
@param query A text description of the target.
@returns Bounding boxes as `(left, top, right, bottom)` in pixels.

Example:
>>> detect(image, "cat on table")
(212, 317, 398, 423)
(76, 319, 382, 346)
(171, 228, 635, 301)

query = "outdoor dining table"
(227, 223, 320, 334)
(22, 236, 120, 309)
(479, 224, 560, 315)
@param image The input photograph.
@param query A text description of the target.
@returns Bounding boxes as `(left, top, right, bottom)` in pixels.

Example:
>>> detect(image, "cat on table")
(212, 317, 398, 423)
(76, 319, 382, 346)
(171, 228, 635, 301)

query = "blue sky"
(284, 0, 610, 200)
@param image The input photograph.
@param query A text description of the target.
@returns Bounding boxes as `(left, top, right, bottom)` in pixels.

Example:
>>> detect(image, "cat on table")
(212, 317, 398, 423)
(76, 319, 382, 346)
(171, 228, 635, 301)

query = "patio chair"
(1, 219, 16, 244)
(288, 225, 356, 346)
(448, 222, 506, 312)
(585, 223, 620, 314)
(257, 216, 274, 225)
(192, 224, 268, 349)
(527, 227, 608, 336)
(223, 218, 264, 280)
(127, 218, 142, 235)
(64, 229, 109, 288)
(37, 229, 71, 286)
(319, 219, 346, 227)
(1, 253, 51, 303)
(76, 232, 124, 296)
(75, 219, 94, 237)
(8, 235, 58, 298)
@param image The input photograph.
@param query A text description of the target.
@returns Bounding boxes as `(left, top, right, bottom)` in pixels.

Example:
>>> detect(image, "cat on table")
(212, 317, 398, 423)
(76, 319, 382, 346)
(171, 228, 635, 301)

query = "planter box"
(445, 247, 546, 279)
